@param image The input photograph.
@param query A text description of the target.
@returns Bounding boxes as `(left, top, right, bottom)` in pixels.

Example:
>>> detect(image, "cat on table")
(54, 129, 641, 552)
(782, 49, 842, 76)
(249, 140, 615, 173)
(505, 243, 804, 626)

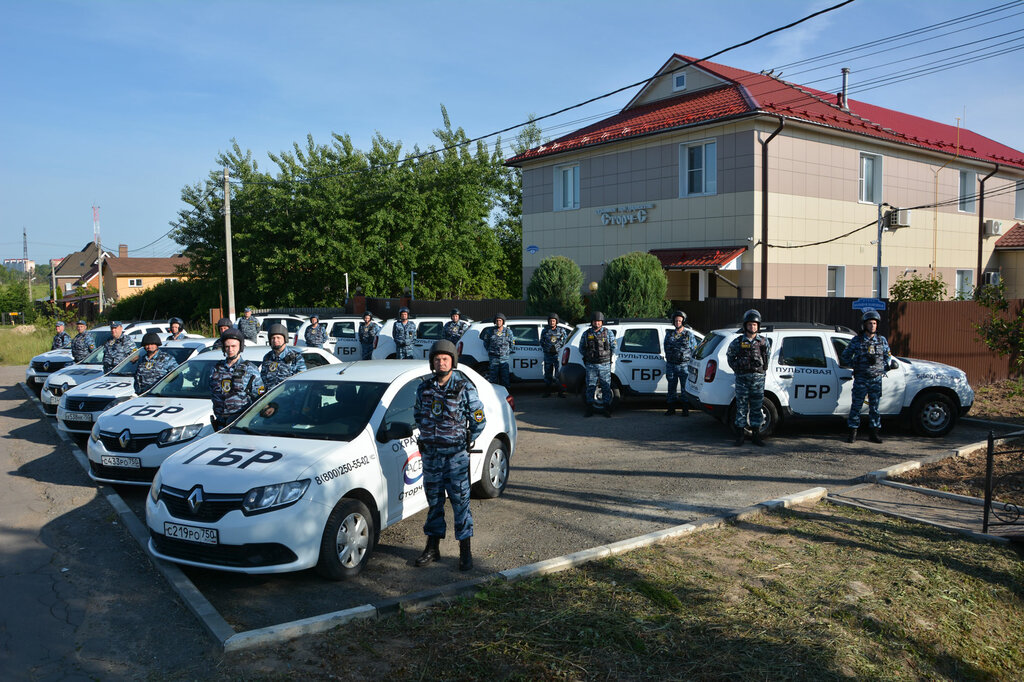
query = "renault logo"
(187, 486, 204, 513)
(77, 401, 85, 411)
(43, 361, 50, 371)
(118, 429, 131, 449)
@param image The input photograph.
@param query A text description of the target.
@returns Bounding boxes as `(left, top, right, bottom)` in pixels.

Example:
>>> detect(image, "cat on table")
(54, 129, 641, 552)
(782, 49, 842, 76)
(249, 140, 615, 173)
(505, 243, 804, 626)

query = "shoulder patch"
(472, 408, 484, 423)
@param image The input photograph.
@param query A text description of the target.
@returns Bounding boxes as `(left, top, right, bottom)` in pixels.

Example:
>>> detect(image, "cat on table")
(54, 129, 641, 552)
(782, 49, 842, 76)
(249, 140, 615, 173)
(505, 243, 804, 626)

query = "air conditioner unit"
(984, 219, 1003, 236)
(982, 271, 1001, 286)
(886, 208, 910, 228)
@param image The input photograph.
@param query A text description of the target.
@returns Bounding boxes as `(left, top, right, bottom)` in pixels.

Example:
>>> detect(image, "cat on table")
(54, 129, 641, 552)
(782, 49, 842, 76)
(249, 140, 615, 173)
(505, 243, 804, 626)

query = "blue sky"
(3, 0, 1022, 265)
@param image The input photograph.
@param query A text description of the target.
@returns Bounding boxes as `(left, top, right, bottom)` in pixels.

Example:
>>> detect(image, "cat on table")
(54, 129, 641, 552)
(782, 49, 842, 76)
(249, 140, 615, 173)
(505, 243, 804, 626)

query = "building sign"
(594, 203, 655, 226)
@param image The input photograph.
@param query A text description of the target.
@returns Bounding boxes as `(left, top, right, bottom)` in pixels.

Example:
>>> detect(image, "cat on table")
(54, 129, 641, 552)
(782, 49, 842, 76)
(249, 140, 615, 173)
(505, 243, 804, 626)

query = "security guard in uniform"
(484, 313, 515, 389)
(166, 317, 188, 341)
(261, 323, 307, 389)
(357, 312, 381, 360)
(102, 321, 137, 374)
(51, 321, 71, 350)
(582, 311, 616, 417)
(413, 340, 486, 572)
(237, 307, 259, 343)
(726, 309, 770, 446)
(211, 318, 233, 350)
(70, 320, 95, 363)
(208, 328, 264, 429)
(393, 307, 416, 359)
(841, 309, 892, 444)
(442, 308, 469, 344)
(304, 314, 327, 348)
(133, 332, 179, 394)
(540, 313, 568, 398)
(663, 310, 695, 416)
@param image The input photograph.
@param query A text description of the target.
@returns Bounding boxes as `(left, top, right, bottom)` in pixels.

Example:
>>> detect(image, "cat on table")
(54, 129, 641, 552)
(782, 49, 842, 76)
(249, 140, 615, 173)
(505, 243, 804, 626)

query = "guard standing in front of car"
(304, 314, 327, 348)
(413, 340, 486, 572)
(211, 318, 234, 350)
(357, 312, 380, 360)
(582, 311, 616, 418)
(540, 312, 568, 398)
(51, 321, 71, 350)
(726, 309, 770, 446)
(261, 323, 307, 389)
(102, 321, 137, 374)
(443, 308, 469, 344)
(70, 320, 95, 363)
(393, 307, 416, 359)
(237, 307, 259, 343)
(664, 310, 694, 416)
(133, 332, 179, 394)
(840, 309, 892, 444)
(209, 328, 264, 429)
(485, 313, 515, 389)
(166, 317, 187, 341)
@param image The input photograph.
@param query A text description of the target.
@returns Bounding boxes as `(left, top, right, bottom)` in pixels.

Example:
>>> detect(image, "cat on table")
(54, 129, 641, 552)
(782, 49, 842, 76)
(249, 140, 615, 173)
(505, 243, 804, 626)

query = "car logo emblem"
(77, 401, 85, 410)
(187, 486, 204, 513)
(43, 361, 50, 371)
(118, 429, 131, 448)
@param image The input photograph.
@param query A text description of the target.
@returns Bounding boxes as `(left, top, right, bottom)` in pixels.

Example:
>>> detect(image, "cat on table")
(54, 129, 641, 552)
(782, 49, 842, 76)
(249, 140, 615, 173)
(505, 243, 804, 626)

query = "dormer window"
(672, 73, 687, 92)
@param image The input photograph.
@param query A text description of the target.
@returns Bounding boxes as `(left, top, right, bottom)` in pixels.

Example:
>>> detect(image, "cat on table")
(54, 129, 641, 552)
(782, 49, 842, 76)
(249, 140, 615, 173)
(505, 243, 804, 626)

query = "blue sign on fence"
(852, 298, 886, 311)
(526, 245, 539, 255)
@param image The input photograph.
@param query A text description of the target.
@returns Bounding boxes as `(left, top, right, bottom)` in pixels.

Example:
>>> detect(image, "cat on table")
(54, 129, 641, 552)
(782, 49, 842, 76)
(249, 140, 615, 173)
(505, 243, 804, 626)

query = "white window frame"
(958, 170, 977, 213)
(827, 265, 846, 297)
(872, 266, 889, 299)
(955, 269, 974, 299)
(553, 163, 580, 211)
(128, 278, 143, 288)
(679, 139, 717, 197)
(1015, 180, 1024, 220)
(858, 152, 883, 204)
(672, 72, 687, 92)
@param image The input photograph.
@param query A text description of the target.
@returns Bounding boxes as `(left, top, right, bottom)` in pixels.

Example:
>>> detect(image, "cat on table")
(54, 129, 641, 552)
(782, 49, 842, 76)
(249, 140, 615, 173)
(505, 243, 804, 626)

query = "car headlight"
(90, 423, 100, 443)
(242, 480, 310, 514)
(149, 469, 162, 503)
(157, 424, 204, 446)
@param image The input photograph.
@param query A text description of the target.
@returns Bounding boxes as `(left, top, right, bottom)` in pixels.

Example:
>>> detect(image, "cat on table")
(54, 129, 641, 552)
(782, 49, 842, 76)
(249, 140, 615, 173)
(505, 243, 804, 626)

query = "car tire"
(728, 396, 779, 437)
(580, 376, 622, 408)
(472, 438, 510, 499)
(315, 498, 375, 580)
(910, 391, 956, 437)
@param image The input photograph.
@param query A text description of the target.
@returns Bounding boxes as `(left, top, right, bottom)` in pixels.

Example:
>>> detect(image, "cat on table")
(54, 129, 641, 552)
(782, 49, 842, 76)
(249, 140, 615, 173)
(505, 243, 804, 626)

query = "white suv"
(371, 316, 452, 359)
(684, 322, 974, 437)
(457, 318, 575, 382)
(293, 315, 381, 358)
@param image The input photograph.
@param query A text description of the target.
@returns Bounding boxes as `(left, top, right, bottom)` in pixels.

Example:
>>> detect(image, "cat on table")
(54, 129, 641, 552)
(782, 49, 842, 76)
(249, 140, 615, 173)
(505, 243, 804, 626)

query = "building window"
(672, 73, 686, 91)
(958, 170, 976, 213)
(679, 140, 717, 196)
(554, 163, 580, 211)
(872, 266, 889, 299)
(859, 153, 882, 203)
(955, 269, 973, 299)
(163, 277, 178, 283)
(128, 278, 143, 287)
(1015, 180, 1024, 220)
(826, 266, 845, 297)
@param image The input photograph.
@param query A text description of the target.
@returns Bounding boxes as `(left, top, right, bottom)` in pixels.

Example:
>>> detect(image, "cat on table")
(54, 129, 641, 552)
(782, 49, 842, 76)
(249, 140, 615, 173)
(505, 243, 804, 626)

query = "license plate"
(688, 366, 697, 383)
(101, 455, 141, 469)
(164, 522, 218, 545)
(60, 410, 92, 422)
(43, 393, 59, 405)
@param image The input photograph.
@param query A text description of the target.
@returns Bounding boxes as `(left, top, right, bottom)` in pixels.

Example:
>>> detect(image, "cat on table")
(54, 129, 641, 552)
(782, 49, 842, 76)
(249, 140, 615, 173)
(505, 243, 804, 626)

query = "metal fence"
(982, 430, 1024, 534)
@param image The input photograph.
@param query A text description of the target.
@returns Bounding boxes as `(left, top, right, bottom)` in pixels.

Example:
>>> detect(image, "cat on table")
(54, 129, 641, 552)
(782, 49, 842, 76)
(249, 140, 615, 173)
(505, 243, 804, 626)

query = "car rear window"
(620, 328, 660, 354)
(417, 321, 443, 340)
(510, 325, 539, 345)
(693, 333, 726, 360)
(330, 322, 355, 338)
(778, 336, 827, 368)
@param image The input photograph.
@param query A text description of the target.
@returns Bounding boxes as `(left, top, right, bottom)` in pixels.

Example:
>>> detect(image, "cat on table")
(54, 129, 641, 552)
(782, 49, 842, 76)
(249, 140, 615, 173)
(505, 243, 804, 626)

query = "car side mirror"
(888, 359, 899, 370)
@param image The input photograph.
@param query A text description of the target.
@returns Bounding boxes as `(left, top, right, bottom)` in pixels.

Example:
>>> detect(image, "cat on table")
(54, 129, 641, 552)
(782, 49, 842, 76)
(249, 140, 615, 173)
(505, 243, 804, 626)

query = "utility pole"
(51, 256, 56, 302)
(224, 168, 236, 320)
(94, 206, 104, 313)
(410, 271, 416, 301)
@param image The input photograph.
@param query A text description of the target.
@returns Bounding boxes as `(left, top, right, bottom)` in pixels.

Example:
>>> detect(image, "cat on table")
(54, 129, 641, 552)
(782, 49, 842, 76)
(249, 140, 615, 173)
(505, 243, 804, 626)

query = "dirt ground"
(894, 438, 1024, 506)
(969, 379, 1024, 425)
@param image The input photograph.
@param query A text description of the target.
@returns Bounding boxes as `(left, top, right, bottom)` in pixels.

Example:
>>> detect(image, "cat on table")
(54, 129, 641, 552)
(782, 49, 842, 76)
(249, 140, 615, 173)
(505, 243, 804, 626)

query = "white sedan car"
(40, 344, 109, 416)
(146, 360, 516, 579)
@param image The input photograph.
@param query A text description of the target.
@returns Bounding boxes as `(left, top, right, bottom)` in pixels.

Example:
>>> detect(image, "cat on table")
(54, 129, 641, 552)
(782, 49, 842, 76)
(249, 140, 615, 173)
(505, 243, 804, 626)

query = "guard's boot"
(459, 539, 473, 571)
(733, 430, 745, 447)
(584, 405, 594, 418)
(664, 407, 676, 416)
(847, 428, 858, 444)
(603, 408, 612, 418)
(752, 431, 765, 447)
(558, 390, 567, 398)
(680, 405, 690, 417)
(542, 389, 551, 398)
(869, 428, 883, 444)
(415, 536, 441, 567)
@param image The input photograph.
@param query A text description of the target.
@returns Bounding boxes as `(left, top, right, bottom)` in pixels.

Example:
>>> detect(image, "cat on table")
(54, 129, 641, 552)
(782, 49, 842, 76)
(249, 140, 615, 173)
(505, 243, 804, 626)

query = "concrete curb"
(877, 479, 988, 507)
(826, 494, 1010, 544)
(861, 429, 1024, 484)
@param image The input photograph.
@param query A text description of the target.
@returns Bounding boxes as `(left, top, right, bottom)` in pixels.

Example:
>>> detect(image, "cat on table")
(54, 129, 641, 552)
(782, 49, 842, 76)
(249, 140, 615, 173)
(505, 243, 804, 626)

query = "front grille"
(151, 532, 297, 568)
(99, 431, 160, 453)
(33, 361, 68, 372)
(159, 485, 245, 522)
(64, 397, 115, 412)
(89, 460, 158, 482)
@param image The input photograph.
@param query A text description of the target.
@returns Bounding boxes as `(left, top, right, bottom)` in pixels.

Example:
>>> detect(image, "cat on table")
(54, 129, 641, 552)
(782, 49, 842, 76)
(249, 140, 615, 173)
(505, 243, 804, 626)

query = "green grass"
(0, 326, 55, 365)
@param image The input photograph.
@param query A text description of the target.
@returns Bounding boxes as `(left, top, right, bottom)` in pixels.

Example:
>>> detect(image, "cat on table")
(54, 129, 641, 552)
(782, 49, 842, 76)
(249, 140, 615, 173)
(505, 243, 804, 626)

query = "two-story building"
(98, 246, 188, 303)
(507, 55, 1024, 300)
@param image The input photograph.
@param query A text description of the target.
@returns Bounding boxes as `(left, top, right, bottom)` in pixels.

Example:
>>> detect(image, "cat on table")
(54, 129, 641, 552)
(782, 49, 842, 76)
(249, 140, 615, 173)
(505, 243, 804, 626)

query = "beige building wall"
(997, 250, 1024, 298)
(108, 275, 180, 301)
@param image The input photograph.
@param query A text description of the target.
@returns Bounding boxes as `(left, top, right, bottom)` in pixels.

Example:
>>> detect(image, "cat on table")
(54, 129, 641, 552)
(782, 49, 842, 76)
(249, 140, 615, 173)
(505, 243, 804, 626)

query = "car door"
(508, 324, 543, 380)
(832, 335, 906, 416)
(330, 321, 360, 360)
(616, 327, 666, 393)
(377, 378, 428, 524)
(414, 320, 443, 359)
(772, 334, 840, 415)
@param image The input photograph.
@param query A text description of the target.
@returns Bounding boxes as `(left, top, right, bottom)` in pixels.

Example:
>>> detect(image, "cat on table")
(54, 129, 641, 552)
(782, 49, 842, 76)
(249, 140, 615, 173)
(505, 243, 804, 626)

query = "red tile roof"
(994, 223, 1024, 249)
(650, 246, 746, 269)
(508, 55, 1024, 170)
(105, 256, 189, 277)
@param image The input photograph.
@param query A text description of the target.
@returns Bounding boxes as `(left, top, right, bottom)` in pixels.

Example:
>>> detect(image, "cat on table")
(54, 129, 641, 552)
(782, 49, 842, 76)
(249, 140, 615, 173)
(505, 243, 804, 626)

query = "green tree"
(525, 256, 585, 322)
(593, 251, 669, 318)
(972, 280, 1023, 373)
(888, 272, 947, 302)
(494, 117, 543, 297)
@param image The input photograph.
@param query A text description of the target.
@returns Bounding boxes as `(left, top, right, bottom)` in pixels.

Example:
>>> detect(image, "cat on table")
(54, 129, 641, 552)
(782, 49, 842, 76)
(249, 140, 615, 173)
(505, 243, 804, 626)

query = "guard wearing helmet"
(840, 309, 892, 443)
(393, 307, 416, 359)
(443, 308, 469, 344)
(102, 321, 137, 374)
(582, 311, 616, 417)
(166, 317, 187, 341)
(237, 307, 259, 343)
(484, 313, 515, 389)
(51, 321, 71, 350)
(540, 312, 568, 398)
(208, 328, 264, 429)
(70, 320, 95, 363)
(663, 310, 695, 416)
(211, 318, 234, 350)
(726, 309, 769, 446)
(133, 332, 179, 394)
(261, 323, 307, 388)
(413, 340, 486, 572)
(304, 314, 327, 349)
(357, 312, 381, 360)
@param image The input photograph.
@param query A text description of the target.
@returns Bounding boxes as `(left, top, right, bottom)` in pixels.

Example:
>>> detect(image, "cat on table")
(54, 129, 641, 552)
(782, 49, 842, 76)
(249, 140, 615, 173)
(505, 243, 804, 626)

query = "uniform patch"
(431, 400, 443, 416)
(220, 378, 233, 393)
(268, 361, 279, 372)
(144, 361, 153, 370)
(472, 409, 484, 423)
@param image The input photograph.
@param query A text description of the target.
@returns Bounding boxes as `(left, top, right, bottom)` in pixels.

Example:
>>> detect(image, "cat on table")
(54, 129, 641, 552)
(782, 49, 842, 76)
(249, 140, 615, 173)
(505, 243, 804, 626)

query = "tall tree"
(494, 117, 542, 297)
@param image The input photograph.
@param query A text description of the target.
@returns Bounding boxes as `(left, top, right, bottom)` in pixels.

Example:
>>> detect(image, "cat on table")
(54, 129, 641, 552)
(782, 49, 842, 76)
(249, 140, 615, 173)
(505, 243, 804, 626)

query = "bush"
(109, 279, 220, 325)
(525, 256, 585, 322)
(592, 251, 668, 318)
(889, 272, 946, 302)
(972, 280, 1023, 373)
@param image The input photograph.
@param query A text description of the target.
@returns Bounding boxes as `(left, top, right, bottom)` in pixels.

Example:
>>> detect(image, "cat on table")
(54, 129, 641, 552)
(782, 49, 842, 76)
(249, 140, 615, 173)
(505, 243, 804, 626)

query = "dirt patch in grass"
(893, 439, 1024, 506)
(970, 379, 1024, 425)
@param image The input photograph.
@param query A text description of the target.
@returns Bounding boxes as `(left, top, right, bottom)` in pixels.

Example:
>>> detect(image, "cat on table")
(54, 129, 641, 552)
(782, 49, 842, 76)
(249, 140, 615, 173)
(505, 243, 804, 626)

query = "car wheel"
(728, 396, 779, 436)
(315, 498, 374, 580)
(472, 438, 509, 499)
(581, 376, 622, 408)
(910, 391, 956, 437)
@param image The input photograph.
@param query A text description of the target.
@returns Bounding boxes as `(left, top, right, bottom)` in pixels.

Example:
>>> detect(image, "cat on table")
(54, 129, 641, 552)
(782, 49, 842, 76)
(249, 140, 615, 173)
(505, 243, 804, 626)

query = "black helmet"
(862, 309, 881, 325)
(398, 306, 410, 315)
(450, 308, 461, 316)
(268, 323, 289, 340)
(141, 332, 162, 347)
(591, 311, 605, 322)
(168, 317, 184, 328)
(362, 311, 372, 319)
(220, 328, 245, 350)
(494, 312, 506, 323)
(310, 314, 319, 322)
(671, 310, 687, 323)
(428, 340, 458, 369)
(216, 317, 232, 329)
(742, 309, 762, 326)
(547, 312, 560, 323)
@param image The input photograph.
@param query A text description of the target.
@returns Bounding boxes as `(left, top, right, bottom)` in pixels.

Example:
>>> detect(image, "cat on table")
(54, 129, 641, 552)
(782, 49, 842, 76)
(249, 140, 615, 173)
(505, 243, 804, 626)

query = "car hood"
(65, 374, 137, 400)
(45, 365, 104, 388)
(95, 396, 213, 434)
(901, 357, 974, 403)
(31, 349, 74, 363)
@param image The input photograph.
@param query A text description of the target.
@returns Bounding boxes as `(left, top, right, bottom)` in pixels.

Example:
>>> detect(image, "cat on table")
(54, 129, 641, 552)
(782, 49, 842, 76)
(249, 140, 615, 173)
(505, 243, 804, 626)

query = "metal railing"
(982, 429, 1024, 533)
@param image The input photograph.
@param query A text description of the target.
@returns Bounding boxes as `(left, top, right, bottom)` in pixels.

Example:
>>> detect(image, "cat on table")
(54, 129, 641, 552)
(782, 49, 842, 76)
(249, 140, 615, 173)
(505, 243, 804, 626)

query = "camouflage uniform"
(304, 323, 327, 349)
(582, 326, 617, 410)
(664, 328, 695, 407)
(133, 350, 179, 394)
(357, 320, 381, 360)
(414, 372, 486, 541)
(208, 358, 264, 427)
(70, 332, 96, 363)
(726, 333, 770, 430)
(102, 335, 138, 374)
(484, 327, 516, 388)
(166, 331, 187, 341)
(393, 320, 417, 359)
(442, 319, 469, 344)
(237, 316, 260, 343)
(52, 330, 71, 350)
(260, 346, 307, 389)
(540, 326, 568, 393)
(841, 332, 891, 429)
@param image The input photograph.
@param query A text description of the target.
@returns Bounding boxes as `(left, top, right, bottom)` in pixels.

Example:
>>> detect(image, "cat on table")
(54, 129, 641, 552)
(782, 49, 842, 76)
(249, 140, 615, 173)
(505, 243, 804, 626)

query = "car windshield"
(91, 331, 114, 347)
(81, 345, 107, 364)
(233, 379, 388, 442)
(110, 347, 197, 377)
(693, 333, 726, 360)
(149, 359, 238, 398)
